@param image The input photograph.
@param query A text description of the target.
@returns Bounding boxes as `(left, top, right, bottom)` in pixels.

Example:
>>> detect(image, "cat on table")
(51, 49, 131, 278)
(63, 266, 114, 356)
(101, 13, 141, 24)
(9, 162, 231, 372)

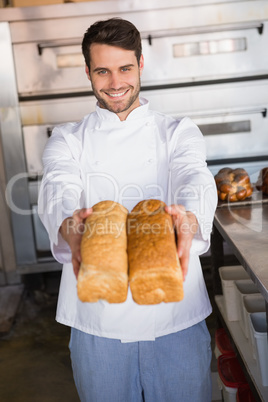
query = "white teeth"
(107, 91, 127, 97)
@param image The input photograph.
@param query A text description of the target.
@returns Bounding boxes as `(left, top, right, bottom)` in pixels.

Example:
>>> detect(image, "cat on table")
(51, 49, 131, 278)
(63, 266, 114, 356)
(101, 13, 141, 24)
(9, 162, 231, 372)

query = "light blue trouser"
(69, 320, 212, 402)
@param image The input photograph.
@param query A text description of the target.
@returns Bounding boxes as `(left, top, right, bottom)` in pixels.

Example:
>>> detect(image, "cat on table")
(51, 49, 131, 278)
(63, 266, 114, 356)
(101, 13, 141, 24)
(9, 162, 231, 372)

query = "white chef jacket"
(38, 97, 217, 342)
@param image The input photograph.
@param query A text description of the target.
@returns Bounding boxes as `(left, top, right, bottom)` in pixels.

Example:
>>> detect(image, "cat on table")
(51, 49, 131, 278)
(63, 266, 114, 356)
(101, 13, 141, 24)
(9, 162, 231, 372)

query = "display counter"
(211, 198, 268, 401)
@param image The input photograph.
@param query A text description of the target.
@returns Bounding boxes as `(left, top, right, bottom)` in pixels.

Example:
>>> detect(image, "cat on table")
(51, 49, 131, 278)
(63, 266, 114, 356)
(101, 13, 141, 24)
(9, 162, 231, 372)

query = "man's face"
(86, 44, 144, 121)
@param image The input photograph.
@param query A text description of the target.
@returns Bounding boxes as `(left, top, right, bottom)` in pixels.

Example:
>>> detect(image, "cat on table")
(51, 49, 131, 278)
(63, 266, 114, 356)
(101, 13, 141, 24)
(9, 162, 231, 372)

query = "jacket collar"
(95, 97, 149, 122)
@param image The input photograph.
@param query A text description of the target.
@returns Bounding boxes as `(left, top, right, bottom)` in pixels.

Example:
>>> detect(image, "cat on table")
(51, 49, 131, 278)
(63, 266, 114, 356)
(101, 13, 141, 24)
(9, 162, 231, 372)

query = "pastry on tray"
(214, 167, 253, 202)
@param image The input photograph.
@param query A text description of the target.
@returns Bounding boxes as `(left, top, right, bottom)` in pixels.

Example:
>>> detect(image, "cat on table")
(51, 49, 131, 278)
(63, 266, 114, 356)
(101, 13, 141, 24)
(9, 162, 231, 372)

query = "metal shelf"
(215, 295, 268, 402)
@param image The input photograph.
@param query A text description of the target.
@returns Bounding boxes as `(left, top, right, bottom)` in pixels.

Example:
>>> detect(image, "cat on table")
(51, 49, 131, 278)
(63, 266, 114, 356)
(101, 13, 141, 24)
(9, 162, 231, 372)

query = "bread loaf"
(256, 167, 268, 195)
(127, 199, 184, 305)
(215, 167, 253, 202)
(77, 200, 128, 303)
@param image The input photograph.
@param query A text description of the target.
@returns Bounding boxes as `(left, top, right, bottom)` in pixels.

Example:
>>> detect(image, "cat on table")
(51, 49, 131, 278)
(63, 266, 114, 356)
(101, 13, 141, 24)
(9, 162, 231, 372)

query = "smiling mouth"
(105, 89, 129, 98)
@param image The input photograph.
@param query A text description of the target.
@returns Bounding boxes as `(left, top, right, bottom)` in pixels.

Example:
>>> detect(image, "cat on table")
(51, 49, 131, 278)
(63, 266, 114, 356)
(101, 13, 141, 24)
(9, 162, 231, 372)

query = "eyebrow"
(93, 64, 135, 73)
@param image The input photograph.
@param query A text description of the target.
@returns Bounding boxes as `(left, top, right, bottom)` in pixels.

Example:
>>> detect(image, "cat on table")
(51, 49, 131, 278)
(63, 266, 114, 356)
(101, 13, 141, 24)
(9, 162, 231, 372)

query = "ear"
(139, 54, 144, 76)
(85, 64, 91, 81)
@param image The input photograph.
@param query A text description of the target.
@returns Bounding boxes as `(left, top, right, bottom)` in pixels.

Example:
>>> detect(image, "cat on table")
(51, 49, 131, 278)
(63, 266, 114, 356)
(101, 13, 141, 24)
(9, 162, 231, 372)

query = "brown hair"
(82, 18, 142, 70)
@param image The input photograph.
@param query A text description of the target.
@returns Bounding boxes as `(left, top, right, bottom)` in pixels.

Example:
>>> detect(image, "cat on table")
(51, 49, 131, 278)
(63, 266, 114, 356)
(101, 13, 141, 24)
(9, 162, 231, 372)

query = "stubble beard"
(92, 78, 141, 115)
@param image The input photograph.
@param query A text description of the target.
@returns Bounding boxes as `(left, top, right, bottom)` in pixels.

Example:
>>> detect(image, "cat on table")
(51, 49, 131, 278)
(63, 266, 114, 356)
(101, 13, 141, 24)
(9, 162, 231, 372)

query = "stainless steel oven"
(0, 0, 268, 283)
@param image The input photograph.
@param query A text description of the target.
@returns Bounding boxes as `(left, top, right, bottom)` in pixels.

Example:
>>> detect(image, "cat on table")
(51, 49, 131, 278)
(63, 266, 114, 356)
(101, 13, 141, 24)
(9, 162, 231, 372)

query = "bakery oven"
(0, 0, 268, 282)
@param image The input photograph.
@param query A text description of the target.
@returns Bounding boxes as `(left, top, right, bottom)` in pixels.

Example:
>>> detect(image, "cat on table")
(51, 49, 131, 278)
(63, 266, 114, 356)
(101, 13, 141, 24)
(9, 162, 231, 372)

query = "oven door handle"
(37, 21, 264, 54)
(141, 21, 264, 45)
(37, 38, 81, 55)
(191, 107, 267, 120)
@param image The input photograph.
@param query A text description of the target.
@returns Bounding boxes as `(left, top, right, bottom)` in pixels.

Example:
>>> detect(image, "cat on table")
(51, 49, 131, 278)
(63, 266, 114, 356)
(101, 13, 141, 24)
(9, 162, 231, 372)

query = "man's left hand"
(165, 204, 198, 280)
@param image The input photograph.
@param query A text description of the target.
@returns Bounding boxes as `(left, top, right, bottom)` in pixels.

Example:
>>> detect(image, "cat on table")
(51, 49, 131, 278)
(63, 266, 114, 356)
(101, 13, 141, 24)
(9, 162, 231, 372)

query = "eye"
(121, 67, 130, 72)
(98, 70, 107, 75)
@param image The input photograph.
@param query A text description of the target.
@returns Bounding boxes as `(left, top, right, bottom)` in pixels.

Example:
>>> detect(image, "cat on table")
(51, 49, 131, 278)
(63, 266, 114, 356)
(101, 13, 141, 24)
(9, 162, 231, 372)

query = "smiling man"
(86, 43, 144, 118)
(38, 18, 217, 402)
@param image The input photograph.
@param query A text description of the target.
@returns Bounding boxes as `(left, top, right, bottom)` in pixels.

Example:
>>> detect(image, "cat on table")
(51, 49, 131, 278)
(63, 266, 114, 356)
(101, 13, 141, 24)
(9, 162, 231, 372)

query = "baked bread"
(215, 167, 253, 202)
(77, 200, 128, 303)
(127, 199, 184, 305)
(256, 167, 268, 195)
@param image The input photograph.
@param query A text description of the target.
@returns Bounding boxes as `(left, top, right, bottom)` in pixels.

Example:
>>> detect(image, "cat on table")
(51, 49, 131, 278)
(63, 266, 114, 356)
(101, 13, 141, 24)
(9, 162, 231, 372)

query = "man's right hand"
(59, 208, 92, 278)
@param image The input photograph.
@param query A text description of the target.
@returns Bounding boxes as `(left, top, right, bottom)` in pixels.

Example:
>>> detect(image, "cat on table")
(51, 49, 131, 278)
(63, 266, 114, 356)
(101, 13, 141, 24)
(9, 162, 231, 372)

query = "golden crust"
(77, 200, 128, 303)
(127, 199, 184, 305)
(214, 167, 253, 202)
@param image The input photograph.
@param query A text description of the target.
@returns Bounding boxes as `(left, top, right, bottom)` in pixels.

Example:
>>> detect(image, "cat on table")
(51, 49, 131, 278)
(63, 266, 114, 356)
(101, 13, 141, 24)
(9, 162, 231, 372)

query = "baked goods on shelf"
(127, 199, 184, 305)
(214, 167, 253, 202)
(256, 167, 268, 195)
(77, 200, 129, 303)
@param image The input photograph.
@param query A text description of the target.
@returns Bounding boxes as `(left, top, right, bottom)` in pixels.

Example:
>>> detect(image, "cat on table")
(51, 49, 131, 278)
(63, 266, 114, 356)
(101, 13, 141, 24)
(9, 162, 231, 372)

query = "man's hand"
(59, 208, 92, 278)
(165, 204, 198, 280)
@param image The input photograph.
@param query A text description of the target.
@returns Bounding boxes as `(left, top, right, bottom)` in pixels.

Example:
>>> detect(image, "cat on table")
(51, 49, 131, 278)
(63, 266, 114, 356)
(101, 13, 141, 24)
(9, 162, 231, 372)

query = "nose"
(109, 72, 122, 90)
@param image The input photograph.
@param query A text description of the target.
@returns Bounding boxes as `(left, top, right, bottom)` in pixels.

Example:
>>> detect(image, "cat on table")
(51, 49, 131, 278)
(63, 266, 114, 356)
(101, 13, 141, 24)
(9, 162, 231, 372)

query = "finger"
(177, 232, 191, 258)
(79, 207, 93, 219)
(73, 262, 80, 279)
(165, 204, 186, 217)
(73, 207, 92, 223)
(177, 238, 185, 258)
(72, 252, 81, 279)
(179, 254, 189, 281)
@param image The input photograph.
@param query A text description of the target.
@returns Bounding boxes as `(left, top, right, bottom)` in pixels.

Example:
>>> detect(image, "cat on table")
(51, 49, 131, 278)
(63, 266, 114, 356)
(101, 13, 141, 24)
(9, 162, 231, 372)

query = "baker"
(38, 18, 217, 402)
